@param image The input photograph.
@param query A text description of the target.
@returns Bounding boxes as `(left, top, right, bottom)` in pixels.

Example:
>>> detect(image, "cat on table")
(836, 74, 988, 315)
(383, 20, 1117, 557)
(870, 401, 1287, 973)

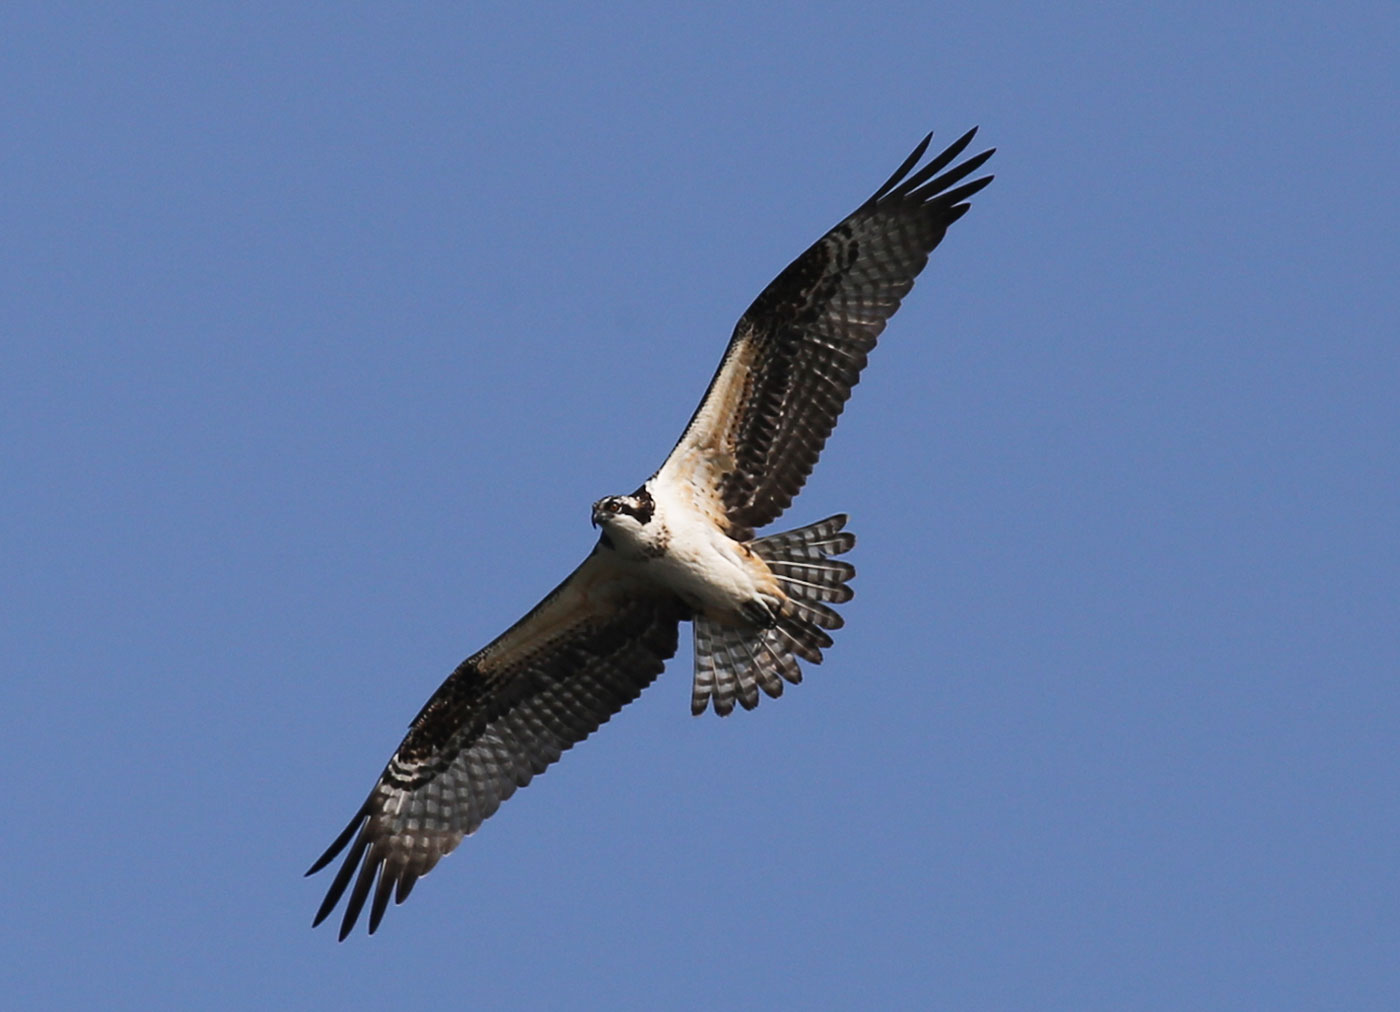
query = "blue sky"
(3, 3, 1397, 1008)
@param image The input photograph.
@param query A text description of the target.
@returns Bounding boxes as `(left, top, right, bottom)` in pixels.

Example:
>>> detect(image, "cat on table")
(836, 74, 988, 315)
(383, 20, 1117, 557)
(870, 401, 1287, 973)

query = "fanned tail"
(691, 514, 856, 716)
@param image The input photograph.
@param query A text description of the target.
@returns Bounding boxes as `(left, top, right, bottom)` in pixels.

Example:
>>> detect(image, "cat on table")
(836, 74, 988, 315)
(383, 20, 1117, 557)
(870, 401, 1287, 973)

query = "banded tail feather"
(691, 514, 856, 716)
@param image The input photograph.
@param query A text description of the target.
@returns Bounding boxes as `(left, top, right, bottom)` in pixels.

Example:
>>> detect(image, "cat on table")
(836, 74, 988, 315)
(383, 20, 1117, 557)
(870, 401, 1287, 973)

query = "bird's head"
(591, 488, 656, 532)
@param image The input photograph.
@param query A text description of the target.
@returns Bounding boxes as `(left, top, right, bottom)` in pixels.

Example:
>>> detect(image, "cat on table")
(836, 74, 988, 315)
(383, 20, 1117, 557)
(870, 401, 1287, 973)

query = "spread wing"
(306, 550, 685, 940)
(656, 129, 994, 538)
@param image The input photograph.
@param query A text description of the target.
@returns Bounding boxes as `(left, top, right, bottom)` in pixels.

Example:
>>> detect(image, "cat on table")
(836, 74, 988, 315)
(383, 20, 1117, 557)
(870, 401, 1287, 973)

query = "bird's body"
(594, 481, 783, 623)
(309, 128, 994, 938)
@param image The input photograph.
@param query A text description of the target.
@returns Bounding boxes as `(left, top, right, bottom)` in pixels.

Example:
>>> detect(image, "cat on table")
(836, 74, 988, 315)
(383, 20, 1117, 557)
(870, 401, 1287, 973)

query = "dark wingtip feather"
(306, 810, 363, 877)
(339, 851, 381, 940)
(942, 173, 996, 207)
(368, 862, 400, 935)
(869, 132, 934, 203)
(312, 821, 370, 930)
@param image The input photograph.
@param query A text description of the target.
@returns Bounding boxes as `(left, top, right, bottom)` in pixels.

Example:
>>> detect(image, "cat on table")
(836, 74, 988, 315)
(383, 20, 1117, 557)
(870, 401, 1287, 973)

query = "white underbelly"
(651, 529, 775, 619)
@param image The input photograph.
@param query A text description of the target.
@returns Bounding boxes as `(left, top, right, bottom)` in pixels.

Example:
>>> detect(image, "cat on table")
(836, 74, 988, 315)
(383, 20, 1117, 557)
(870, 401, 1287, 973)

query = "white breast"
(642, 478, 781, 620)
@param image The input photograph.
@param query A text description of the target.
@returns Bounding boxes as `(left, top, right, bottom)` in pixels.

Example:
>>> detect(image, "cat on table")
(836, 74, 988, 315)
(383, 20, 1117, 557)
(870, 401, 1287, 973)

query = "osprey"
(309, 129, 994, 938)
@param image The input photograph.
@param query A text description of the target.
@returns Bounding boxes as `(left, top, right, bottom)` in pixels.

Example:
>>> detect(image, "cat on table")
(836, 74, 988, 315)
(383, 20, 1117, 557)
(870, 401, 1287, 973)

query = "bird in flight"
(308, 128, 994, 939)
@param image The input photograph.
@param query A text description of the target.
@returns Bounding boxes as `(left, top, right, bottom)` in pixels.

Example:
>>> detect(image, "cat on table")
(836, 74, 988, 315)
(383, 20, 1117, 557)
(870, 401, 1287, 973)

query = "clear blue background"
(4, 3, 1396, 1009)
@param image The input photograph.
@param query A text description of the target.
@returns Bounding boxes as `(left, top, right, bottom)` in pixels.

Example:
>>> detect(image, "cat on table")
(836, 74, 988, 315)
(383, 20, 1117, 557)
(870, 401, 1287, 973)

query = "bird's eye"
(608, 501, 621, 512)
